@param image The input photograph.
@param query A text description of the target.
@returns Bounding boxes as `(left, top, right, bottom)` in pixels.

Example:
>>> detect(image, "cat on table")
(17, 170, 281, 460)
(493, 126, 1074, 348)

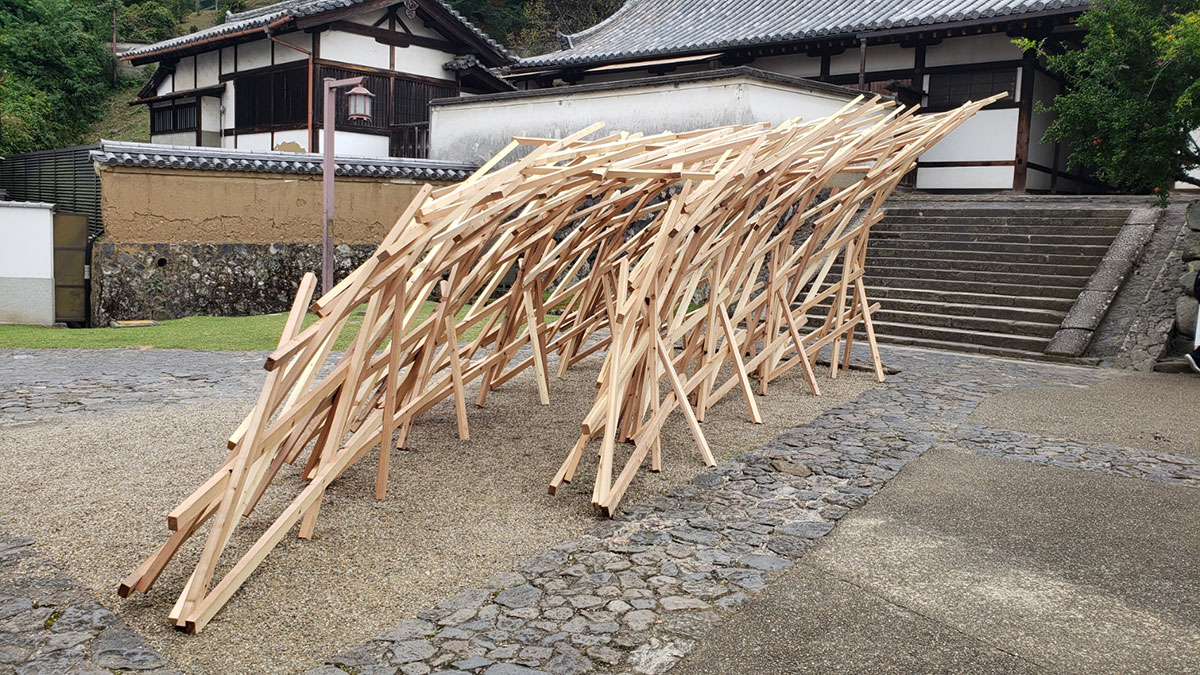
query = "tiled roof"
(123, 0, 512, 61)
(91, 141, 475, 181)
(520, 0, 1088, 68)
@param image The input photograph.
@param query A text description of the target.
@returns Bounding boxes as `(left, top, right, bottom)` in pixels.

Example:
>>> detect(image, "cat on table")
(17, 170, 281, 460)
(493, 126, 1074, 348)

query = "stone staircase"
(812, 201, 1133, 359)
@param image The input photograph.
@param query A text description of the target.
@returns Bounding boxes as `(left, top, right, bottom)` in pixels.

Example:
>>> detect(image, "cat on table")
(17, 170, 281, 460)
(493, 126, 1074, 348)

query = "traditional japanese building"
(121, 0, 515, 158)
(507, 0, 1095, 192)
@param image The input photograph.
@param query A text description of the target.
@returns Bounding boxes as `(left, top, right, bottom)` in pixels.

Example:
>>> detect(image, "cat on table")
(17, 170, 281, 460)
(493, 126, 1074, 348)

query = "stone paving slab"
(0, 349, 266, 426)
(0, 535, 175, 675)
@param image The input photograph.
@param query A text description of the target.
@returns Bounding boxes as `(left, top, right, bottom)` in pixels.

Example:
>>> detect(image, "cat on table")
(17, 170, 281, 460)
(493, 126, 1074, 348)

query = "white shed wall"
(919, 108, 1019, 163)
(430, 77, 858, 164)
(0, 203, 55, 325)
(925, 33, 1022, 67)
(322, 30, 390, 69)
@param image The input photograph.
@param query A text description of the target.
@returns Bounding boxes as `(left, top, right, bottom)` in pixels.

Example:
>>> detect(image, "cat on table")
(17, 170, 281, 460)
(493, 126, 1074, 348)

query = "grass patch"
(0, 300, 546, 351)
(82, 77, 150, 145)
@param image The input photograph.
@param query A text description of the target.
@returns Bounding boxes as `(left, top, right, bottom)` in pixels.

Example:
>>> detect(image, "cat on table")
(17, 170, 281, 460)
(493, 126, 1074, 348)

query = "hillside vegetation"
(0, 0, 619, 155)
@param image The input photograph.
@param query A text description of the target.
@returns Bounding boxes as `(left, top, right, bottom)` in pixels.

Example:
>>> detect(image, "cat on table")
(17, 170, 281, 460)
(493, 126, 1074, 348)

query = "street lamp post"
(321, 76, 375, 293)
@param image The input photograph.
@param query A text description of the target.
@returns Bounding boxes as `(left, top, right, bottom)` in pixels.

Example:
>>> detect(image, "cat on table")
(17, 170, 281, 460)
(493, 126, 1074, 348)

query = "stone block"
(1176, 295, 1199, 337)
(1045, 328, 1094, 357)
(1184, 231, 1200, 263)
(1061, 290, 1114, 330)
(1186, 199, 1200, 231)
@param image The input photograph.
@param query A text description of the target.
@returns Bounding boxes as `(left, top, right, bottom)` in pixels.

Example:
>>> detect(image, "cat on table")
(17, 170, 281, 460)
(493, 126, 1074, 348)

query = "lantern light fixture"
(345, 83, 374, 122)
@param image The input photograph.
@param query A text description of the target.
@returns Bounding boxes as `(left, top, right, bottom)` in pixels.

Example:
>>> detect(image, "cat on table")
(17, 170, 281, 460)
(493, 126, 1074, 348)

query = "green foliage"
(119, 1, 179, 42)
(1019, 0, 1200, 203)
(0, 0, 115, 154)
(448, 0, 621, 55)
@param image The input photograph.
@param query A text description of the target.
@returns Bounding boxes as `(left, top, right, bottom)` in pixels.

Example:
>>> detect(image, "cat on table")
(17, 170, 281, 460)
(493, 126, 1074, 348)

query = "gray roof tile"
(519, 0, 1088, 68)
(91, 141, 475, 181)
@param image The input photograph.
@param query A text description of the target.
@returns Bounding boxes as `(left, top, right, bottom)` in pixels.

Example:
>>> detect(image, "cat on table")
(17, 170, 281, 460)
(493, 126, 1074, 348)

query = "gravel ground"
(0, 352, 874, 674)
(967, 372, 1200, 455)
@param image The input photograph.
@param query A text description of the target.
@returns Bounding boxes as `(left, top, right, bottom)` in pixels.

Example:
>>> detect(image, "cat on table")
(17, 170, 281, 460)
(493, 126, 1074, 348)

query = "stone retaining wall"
(90, 241, 375, 325)
(1176, 202, 1200, 351)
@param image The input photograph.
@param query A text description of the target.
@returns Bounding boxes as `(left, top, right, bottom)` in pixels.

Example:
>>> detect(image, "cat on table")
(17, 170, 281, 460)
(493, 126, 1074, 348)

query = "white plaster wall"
(273, 31, 311, 63)
(238, 40, 273, 71)
(220, 46, 236, 75)
(919, 108, 1018, 162)
(926, 33, 1022, 67)
(272, 128, 310, 151)
(157, 73, 173, 96)
(0, 203, 55, 325)
(331, 129, 389, 156)
(752, 54, 822, 78)
(235, 131, 273, 151)
(395, 44, 459, 81)
(746, 82, 859, 125)
(196, 51, 220, 87)
(322, 30, 390, 69)
(150, 131, 196, 145)
(201, 97, 221, 133)
(175, 56, 195, 90)
(430, 78, 858, 164)
(830, 43, 913, 75)
(348, 9, 387, 25)
(916, 165, 1014, 189)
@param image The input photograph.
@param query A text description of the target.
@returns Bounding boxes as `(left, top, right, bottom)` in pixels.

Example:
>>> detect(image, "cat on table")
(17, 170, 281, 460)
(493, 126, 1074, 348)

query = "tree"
(1017, 0, 1200, 202)
(0, 0, 114, 154)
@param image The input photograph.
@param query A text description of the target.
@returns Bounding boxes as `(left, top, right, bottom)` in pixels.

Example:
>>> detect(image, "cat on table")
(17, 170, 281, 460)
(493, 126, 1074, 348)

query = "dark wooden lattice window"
(150, 98, 198, 134)
(391, 76, 457, 125)
(234, 64, 307, 129)
(315, 66, 390, 132)
(926, 69, 1016, 109)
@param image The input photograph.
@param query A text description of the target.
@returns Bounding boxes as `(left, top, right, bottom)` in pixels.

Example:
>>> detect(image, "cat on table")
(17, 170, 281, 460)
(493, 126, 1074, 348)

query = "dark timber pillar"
(1013, 51, 1036, 192)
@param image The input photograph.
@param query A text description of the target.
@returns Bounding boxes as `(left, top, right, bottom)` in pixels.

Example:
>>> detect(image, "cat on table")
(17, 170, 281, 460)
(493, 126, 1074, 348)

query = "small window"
(150, 98, 198, 134)
(234, 64, 307, 130)
(926, 69, 1016, 109)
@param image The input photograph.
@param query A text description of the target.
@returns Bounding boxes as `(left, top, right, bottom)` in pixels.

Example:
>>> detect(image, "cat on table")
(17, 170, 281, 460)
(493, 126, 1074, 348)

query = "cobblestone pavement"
(948, 424, 1200, 487)
(3, 345, 1198, 675)
(0, 535, 174, 674)
(0, 349, 265, 426)
(308, 347, 1199, 675)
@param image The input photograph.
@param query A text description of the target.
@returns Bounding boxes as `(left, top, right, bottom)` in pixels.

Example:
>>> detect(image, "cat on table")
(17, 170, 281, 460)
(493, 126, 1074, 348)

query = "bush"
(119, 0, 178, 42)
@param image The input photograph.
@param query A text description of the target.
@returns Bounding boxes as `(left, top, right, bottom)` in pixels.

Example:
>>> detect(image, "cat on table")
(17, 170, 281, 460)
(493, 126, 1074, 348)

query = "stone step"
(862, 285, 1076, 312)
(869, 333, 1081, 362)
(829, 264, 1092, 288)
(865, 246, 1105, 267)
(850, 255, 1098, 277)
(862, 238, 1112, 257)
(882, 206, 1131, 219)
(878, 214, 1128, 231)
(848, 319, 1052, 352)
(856, 275, 1084, 298)
(871, 230, 1117, 246)
(808, 295, 1066, 325)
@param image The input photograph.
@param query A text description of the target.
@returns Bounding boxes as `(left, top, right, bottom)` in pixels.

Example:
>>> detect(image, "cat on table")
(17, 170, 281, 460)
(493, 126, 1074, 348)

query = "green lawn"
(0, 300, 549, 351)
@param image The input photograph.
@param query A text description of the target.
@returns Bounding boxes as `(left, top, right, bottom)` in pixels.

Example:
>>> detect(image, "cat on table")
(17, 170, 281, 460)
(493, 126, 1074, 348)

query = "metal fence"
(0, 144, 103, 239)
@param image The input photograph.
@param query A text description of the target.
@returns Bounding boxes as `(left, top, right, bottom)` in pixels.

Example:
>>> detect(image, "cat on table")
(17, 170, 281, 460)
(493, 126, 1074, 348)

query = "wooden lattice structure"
(119, 94, 999, 633)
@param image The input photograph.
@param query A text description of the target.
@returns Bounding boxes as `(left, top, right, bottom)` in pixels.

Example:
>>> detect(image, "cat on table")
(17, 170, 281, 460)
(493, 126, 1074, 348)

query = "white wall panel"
(322, 30, 390, 69)
(327, 129, 389, 156)
(754, 54, 822, 78)
(919, 108, 1018, 162)
(238, 40, 272, 71)
(273, 32, 311, 63)
(220, 46, 236, 75)
(157, 73, 173, 96)
(196, 51, 220, 87)
(830, 43, 913, 75)
(150, 131, 196, 145)
(926, 33, 1021, 67)
(235, 132, 274, 151)
(0, 203, 54, 325)
(175, 57, 195, 90)
(201, 97, 221, 133)
(272, 128, 310, 151)
(916, 165, 1015, 189)
(395, 45, 457, 81)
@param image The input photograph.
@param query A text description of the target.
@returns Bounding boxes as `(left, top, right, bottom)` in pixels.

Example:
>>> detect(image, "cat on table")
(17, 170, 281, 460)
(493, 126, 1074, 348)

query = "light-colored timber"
(120, 94, 1001, 632)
